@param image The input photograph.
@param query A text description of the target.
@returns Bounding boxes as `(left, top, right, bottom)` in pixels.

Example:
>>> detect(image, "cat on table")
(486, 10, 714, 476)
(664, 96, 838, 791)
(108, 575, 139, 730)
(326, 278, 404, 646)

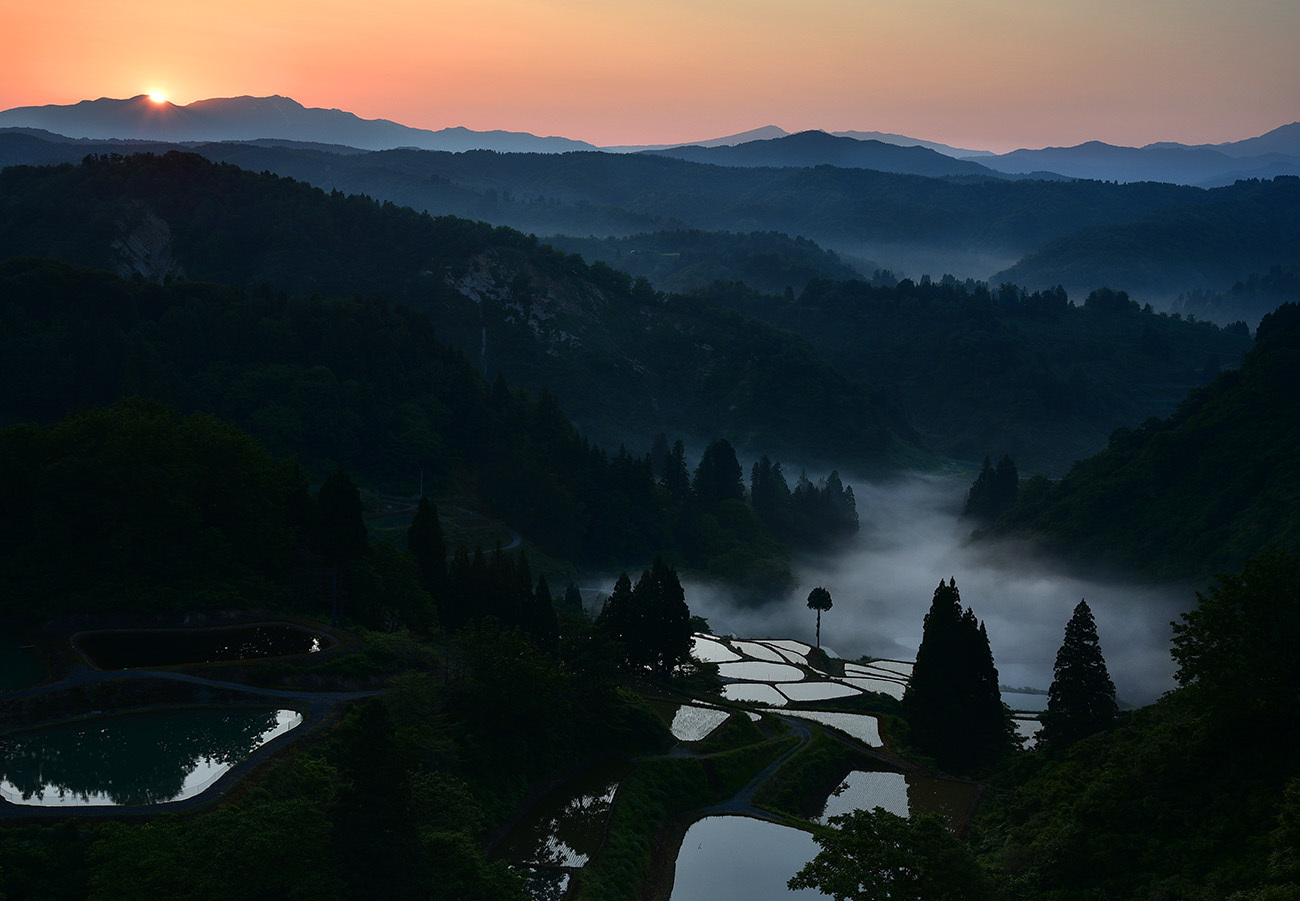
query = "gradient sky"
(4, 0, 1297, 151)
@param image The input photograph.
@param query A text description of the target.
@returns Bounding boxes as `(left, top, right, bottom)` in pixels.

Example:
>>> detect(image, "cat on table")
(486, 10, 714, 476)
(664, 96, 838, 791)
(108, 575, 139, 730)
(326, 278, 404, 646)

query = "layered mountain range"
(3, 94, 1298, 186)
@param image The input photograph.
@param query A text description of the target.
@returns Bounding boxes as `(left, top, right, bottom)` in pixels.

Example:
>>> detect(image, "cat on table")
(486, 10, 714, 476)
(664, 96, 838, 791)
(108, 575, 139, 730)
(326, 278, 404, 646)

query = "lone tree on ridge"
(807, 586, 833, 649)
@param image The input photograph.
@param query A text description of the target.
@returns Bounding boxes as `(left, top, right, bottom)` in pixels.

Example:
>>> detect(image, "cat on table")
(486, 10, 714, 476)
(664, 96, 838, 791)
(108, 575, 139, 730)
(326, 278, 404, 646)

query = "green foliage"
(995, 303, 1300, 580)
(789, 808, 990, 901)
(902, 579, 1014, 774)
(1171, 550, 1300, 721)
(695, 275, 1251, 474)
(1040, 600, 1117, 750)
(0, 398, 306, 617)
(0, 257, 820, 586)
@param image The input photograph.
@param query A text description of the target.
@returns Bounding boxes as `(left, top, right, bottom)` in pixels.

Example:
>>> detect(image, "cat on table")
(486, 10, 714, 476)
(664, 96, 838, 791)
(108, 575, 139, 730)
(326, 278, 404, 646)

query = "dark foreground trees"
(901, 578, 1014, 773)
(598, 556, 692, 678)
(789, 808, 989, 901)
(1040, 599, 1117, 750)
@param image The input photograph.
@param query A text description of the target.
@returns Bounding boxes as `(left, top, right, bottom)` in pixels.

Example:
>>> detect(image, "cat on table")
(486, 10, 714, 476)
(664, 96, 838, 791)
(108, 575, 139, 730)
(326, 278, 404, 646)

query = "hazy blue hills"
(971, 123, 1300, 186)
(0, 94, 597, 153)
(644, 130, 1002, 178)
(994, 176, 1300, 313)
(5, 127, 1297, 315)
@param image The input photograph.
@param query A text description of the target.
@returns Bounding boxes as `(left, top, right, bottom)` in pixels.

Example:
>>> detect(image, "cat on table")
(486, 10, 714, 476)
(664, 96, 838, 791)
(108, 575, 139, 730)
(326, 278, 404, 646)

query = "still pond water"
(0, 707, 302, 807)
(670, 816, 829, 900)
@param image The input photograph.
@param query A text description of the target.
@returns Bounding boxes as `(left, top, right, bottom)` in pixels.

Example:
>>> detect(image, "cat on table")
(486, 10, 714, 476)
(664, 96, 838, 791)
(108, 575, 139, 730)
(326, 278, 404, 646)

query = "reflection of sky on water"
(671, 705, 731, 742)
(671, 816, 830, 900)
(689, 636, 740, 663)
(731, 641, 786, 663)
(716, 660, 805, 682)
(498, 764, 628, 870)
(815, 770, 981, 831)
(0, 709, 302, 807)
(783, 711, 882, 746)
(721, 683, 788, 706)
(775, 681, 859, 702)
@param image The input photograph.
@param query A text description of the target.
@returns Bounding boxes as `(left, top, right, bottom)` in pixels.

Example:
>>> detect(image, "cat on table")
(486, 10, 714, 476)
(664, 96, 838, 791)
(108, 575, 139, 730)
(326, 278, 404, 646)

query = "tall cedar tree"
(807, 586, 834, 649)
(313, 470, 369, 625)
(901, 578, 1013, 773)
(1041, 599, 1117, 749)
(692, 438, 745, 508)
(406, 495, 447, 616)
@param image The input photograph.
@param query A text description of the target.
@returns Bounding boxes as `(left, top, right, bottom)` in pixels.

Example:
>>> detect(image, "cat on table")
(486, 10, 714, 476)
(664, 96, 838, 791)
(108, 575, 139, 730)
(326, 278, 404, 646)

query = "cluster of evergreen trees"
(596, 557, 693, 678)
(962, 454, 1019, 521)
(901, 579, 1015, 774)
(750, 454, 859, 547)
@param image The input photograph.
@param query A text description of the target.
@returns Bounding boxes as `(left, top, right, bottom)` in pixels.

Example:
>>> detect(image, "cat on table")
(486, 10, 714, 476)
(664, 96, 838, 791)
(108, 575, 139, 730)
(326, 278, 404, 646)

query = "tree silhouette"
(313, 470, 368, 625)
(1041, 599, 1117, 749)
(807, 586, 833, 649)
(406, 495, 446, 615)
(902, 578, 1013, 773)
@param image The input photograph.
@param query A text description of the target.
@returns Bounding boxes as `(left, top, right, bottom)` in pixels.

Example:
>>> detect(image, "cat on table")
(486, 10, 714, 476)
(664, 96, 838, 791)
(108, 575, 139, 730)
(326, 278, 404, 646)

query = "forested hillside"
(543, 229, 865, 295)
(995, 176, 1300, 310)
(691, 278, 1252, 474)
(0, 151, 919, 469)
(0, 258, 873, 590)
(0, 131, 1210, 272)
(990, 302, 1300, 580)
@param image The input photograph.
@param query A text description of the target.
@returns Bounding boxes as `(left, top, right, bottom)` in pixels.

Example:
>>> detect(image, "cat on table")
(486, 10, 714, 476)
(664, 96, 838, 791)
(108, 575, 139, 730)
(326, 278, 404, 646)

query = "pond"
(496, 760, 631, 871)
(0, 707, 303, 807)
(670, 816, 829, 900)
(74, 623, 331, 669)
(814, 770, 980, 831)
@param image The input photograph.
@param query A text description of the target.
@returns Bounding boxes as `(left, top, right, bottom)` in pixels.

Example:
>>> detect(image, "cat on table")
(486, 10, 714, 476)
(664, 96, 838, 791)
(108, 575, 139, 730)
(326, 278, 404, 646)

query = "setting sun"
(147, 91, 166, 104)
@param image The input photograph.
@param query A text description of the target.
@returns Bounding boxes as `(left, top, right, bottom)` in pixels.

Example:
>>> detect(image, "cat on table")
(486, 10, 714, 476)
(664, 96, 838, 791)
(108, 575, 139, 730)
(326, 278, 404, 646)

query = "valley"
(0, 101, 1297, 900)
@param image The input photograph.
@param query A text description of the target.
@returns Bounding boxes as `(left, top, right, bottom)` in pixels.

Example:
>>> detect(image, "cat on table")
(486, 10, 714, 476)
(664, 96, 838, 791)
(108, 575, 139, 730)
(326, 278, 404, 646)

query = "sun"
(147, 91, 167, 104)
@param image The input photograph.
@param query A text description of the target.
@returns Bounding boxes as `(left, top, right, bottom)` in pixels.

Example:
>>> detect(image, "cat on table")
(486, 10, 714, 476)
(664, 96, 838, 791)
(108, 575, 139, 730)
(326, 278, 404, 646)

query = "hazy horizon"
(4, 1, 1296, 154)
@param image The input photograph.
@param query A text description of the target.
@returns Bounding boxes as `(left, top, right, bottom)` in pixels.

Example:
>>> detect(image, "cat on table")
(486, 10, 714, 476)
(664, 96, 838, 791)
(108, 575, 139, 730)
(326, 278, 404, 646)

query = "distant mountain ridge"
(0, 94, 598, 154)
(969, 124, 1300, 186)
(4, 94, 1298, 186)
(643, 130, 1002, 179)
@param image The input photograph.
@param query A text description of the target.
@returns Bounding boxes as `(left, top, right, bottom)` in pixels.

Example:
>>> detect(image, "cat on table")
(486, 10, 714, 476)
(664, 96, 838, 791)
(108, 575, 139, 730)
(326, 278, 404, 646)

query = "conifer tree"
(406, 495, 446, 604)
(1041, 599, 1117, 749)
(313, 469, 368, 625)
(902, 578, 1013, 772)
(531, 572, 559, 652)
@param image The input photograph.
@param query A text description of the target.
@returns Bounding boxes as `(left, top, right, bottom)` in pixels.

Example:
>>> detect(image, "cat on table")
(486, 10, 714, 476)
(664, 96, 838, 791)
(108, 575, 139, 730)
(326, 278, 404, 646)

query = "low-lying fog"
(685, 472, 1195, 708)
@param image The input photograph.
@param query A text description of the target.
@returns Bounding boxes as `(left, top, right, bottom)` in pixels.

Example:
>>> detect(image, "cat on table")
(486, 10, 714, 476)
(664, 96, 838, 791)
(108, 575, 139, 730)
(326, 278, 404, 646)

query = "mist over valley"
(680, 471, 1187, 708)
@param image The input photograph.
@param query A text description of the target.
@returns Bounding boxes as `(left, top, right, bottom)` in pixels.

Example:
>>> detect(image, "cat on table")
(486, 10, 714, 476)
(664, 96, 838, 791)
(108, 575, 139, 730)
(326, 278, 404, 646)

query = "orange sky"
(3, 0, 1297, 151)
